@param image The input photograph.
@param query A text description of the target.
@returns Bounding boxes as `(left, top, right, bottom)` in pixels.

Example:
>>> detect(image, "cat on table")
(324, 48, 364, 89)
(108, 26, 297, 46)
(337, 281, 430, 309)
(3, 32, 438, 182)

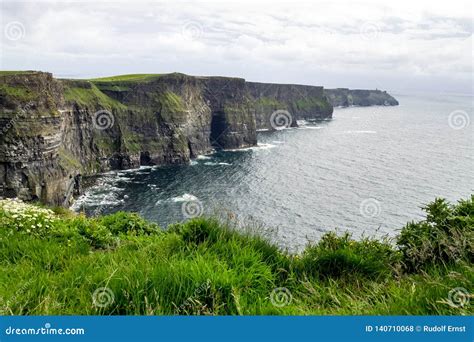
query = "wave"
(196, 155, 212, 160)
(171, 193, 199, 202)
(203, 162, 232, 166)
(342, 130, 377, 134)
(70, 173, 130, 211)
(71, 190, 125, 211)
(227, 143, 277, 152)
(298, 126, 323, 130)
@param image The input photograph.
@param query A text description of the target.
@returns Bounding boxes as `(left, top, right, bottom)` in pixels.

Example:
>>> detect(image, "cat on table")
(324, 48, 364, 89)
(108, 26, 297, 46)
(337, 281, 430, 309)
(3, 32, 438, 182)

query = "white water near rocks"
(72, 94, 473, 252)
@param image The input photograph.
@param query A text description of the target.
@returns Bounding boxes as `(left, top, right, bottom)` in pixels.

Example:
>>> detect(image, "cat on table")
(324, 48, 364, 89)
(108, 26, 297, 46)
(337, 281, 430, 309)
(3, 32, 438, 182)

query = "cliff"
(0, 71, 336, 205)
(246, 82, 333, 129)
(0, 71, 398, 205)
(325, 88, 399, 107)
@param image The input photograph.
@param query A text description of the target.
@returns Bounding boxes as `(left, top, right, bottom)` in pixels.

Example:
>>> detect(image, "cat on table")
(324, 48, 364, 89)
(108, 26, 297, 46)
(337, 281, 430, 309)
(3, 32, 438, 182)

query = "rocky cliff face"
(0, 72, 74, 204)
(246, 82, 333, 129)
(0, 72, 262, 204)
(0, 71, 397, 206)
(83, 74, 258, 167)
(325, 88, 399, 107)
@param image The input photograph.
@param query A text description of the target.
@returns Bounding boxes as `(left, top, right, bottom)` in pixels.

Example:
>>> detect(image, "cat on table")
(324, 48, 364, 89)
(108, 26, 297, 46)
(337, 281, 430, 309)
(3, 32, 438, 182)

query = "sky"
(0, 0, 473, 94)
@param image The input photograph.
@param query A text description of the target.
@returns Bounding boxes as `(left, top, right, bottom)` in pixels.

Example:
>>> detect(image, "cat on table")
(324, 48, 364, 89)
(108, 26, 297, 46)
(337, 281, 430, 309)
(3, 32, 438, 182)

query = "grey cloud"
(0, 0, 472, 94)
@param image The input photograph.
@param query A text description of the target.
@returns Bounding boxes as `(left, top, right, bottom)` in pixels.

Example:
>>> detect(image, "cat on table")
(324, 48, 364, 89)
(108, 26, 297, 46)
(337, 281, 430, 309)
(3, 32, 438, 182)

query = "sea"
(72, 93, 474, 252)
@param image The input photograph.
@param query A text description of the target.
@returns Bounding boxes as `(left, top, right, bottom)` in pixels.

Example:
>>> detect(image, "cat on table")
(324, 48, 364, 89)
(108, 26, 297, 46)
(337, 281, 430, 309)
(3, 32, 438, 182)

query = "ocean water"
(72, 94, 473, 252)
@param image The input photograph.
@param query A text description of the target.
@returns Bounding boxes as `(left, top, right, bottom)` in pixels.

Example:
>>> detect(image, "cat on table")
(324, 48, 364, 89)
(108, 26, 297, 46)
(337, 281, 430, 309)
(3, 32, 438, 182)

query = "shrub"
(170, 218, 290, 272)
(169, 218, 225, 246)
(99, 211, 160, 236)
(67, 216, 115, 249)
(397, 196, 474, 271)
(298, 232, 399, 280)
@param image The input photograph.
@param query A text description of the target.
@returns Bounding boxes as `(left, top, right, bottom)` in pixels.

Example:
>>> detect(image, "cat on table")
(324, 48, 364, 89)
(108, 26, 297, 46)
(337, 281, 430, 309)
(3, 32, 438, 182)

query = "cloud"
(0, 0, 472, 93)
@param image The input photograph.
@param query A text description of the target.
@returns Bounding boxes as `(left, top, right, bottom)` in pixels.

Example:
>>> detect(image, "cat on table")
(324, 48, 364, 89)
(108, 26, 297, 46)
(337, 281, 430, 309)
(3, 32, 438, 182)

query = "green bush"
(67, 217, 115, 249)
(397, 196, 474, 271)
(170, 218, 290, 274)
(298, 232, 399, 280)
(99, 211, 160, 236)
(169, 218, 221, 246)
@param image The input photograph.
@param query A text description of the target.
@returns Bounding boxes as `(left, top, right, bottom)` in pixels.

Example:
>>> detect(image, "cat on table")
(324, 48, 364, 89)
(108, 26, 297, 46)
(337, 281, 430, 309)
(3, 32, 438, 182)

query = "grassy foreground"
(0, 196, 472, 315)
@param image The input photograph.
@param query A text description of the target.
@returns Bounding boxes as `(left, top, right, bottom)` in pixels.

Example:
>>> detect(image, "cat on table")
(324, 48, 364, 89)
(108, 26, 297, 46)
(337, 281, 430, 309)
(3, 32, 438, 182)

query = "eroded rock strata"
(0, 71, 397, 205)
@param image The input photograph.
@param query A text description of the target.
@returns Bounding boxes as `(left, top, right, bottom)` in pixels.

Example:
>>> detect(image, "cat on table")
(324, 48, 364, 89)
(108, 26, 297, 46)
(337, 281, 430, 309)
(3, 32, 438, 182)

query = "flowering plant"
(0, 198, 57, 237)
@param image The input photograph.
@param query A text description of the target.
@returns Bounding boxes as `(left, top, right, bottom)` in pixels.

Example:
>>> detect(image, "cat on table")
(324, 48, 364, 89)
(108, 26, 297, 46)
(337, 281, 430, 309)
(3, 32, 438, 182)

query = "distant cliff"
(325, 88, 399, 107)
(246, 82, 333, 129)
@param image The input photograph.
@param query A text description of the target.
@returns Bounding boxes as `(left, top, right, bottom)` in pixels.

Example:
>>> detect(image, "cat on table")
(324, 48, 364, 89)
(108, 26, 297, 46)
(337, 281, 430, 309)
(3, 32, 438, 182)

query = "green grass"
(89, 74, 163, 82)
(294, 97, 332, 113)
(159, 91, 186, 113)
(0, 196, 472, 315)
(254, 97, 287, 109)
(0, 83, 39, 102)
(57, 147, 82, 170)
(63, 82, 126, 110)
(0, 71, 39, 76)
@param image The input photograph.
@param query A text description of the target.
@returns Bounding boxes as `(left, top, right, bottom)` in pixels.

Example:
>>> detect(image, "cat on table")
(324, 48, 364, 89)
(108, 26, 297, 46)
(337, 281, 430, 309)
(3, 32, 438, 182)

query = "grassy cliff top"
(0, 195, 472, 315)
(88, 74, 164, 82)
(62, 80, 126, 109)
(88, 73, 246, 83)
(0, 70, 42, 76)
(0, 71, 174, 83)
(0, 71, 246, 83)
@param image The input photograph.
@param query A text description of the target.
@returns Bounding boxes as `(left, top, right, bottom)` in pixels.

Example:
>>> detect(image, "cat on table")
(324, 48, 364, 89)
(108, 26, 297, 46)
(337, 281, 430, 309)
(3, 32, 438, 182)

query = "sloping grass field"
(0, 196, 472, 315)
